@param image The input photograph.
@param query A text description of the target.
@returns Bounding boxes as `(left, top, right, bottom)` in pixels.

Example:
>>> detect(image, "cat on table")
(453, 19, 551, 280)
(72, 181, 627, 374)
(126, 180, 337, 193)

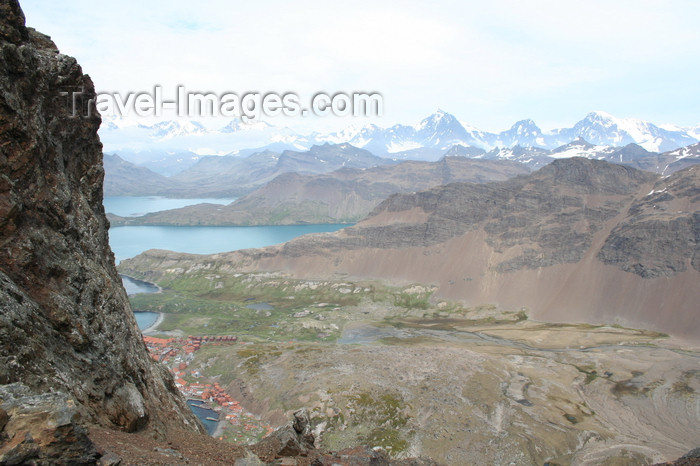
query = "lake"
(105, 196, 349, 263)
(109, 224, 348, 263)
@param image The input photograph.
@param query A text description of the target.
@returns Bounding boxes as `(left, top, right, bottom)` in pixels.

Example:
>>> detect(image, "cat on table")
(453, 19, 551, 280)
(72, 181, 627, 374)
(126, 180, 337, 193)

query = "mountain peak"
(508, 118, 541, 135)
(587, 110, 616, 120)
(568, 136, 594, 147)
(417, 109, 459, 126)
(511, 118, 538, 128)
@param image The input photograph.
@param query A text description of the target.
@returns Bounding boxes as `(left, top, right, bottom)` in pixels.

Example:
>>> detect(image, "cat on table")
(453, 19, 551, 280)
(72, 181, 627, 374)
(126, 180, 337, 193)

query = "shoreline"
(211, 419, 226, 438)
(141, 311, 164, 334)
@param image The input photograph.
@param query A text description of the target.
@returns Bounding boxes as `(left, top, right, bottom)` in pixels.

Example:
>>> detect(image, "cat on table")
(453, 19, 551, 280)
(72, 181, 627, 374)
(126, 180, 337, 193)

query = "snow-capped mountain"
(483, 145, 553, 169)
(220, 118, 272, 133)
(550, 111, 697, 152)
(664, 142, 700, 160)
(495, 119, 546, 148)
(149, 120, 207, 139)
(98, 111, 700, 172)
(548, 137, 616, 159)
(316, 110, 698, 156)
(331, 110, 492, 154)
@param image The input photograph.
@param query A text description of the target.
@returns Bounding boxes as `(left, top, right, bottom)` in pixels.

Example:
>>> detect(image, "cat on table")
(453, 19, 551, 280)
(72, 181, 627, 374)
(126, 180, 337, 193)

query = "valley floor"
(124, 269, 700, 465)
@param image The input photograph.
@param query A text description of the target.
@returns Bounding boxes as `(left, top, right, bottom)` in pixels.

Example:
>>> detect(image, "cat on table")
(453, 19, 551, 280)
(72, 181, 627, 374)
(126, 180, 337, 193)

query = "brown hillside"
(122, 159, 700, 339)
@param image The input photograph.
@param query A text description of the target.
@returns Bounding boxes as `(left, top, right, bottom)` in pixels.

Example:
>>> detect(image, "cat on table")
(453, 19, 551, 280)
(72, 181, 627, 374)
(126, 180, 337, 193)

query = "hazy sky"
(20, 0, 700, 132)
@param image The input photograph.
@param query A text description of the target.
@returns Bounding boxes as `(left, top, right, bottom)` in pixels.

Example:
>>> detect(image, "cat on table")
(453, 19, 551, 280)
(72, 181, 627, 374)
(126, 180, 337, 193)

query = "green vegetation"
(341, 391, 412, 455)
(127, 267, 510, 343)
(192, 344, 284, 383)
(118, 259, 696, 464)
(393, 291, 431, 309)
(611, 380, 650, 397)
(574, 364, 599, 384)
(672, 381, 695, 396)
(672, 370, 698, 397)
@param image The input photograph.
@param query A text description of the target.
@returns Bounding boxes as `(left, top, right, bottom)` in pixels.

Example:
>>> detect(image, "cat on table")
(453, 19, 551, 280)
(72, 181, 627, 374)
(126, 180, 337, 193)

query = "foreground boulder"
(0, 383, 98, 465)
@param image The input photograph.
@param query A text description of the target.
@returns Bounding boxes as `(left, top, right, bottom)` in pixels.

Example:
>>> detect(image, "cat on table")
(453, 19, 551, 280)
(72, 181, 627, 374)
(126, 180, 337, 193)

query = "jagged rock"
(598, 167, 700, 278)
(253, 408, 315, 458)
(0, 407, 7, 432)
(681, 448, 700, 460)
(233, 451, 265, 465)
(97, 450, 123, 466)
(0, 383, 98, 465)
(310, 445, 440, 465)
(653, 447, 700, 465)
(244, 409, 439, 466)
(153, 447, 184, 460)
(0, 0, 202, 437)
(0, 431, 41, 466)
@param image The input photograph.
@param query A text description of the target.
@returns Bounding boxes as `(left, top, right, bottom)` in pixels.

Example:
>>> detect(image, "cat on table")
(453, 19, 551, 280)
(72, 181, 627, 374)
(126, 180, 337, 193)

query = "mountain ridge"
(107, 157, 529, 226)
(119, 159, 700, 340)
(104, 139, 700, 198)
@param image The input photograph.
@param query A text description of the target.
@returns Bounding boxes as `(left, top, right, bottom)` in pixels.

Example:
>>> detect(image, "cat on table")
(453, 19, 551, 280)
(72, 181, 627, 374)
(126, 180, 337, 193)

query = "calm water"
(134, 311, 159, 330)
(122, 275, 160, 330)
(187, 400, 219, 435)
(103, 196, 236, 217)
(105, 196, 348, 262)
(121, 274, 160, 294)
(246, 302, 274, 311)
(109, 224, 348, 263)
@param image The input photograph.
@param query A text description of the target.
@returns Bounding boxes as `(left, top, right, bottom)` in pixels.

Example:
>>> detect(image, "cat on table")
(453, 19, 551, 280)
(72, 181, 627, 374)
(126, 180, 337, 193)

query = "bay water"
(104, 196, 348, 263)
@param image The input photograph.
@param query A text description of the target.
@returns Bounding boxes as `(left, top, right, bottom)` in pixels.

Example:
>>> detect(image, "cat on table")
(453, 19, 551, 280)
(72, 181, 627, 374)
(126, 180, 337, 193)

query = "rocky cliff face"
(598, 166, 700, 278)
(0, 0, 202, 440)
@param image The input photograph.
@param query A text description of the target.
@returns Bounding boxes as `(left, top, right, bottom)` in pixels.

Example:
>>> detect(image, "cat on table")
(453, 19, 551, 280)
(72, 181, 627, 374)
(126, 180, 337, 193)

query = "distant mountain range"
(104, 143, 394, 198)
(107, 157, 529, 226)
(100, 111, 700, 174)
(104, 139, 700, 199)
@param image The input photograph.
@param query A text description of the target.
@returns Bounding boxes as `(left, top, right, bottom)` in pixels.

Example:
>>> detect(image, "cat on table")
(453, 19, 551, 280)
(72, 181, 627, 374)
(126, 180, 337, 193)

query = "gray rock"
(97, 450, 123, 466)
(252, 408, 315, 458)
(0, 383, 98, 465)
(233, 450, 265, 465)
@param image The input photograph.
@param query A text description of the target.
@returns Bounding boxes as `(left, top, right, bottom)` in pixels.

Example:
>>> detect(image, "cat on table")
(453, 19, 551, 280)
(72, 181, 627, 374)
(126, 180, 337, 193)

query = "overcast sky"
(20, 0, 700, 133)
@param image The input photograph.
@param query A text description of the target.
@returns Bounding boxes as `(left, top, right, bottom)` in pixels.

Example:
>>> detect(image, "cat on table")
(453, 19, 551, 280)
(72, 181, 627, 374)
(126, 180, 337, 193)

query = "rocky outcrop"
(249, 408, 315, 459)
(598, 166, 700, 278)
(243, 409, 438, 465)
(654, 448, 700, 466)
(0, 0, 202, 443)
